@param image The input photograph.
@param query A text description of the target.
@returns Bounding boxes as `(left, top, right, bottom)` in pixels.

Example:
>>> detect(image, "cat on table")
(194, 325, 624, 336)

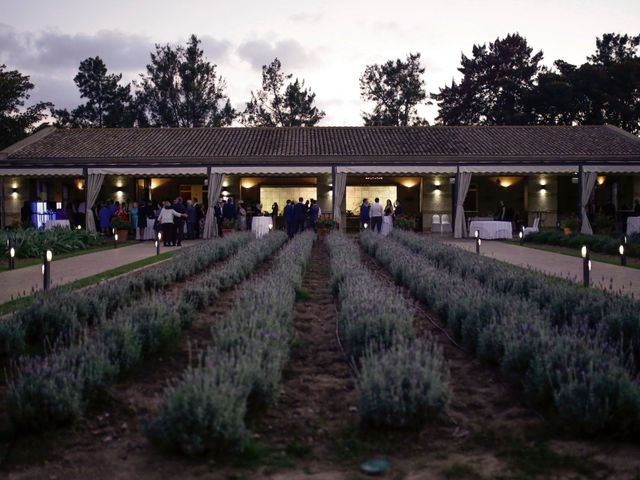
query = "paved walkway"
(441, 238, 640, 298)
(0, 240, 197, 304)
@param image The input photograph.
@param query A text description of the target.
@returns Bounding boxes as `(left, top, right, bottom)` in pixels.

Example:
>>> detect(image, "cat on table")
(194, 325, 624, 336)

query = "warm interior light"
(581, 246, 587, 258)
(221, 190, 230, 197)
(241, 179, 257, 189)
(400, 178, 419, 188)
(597, 176, 606, 186)
(76, 179, 84, 190)
(46, 250, 53, 262)
(222, 180, 229, 188)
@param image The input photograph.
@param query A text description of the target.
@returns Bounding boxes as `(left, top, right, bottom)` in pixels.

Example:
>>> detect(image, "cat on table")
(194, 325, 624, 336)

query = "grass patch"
(285, 441, 312, 458)
(295, 287, 311, 302)
(443, 462, 481, 479)
(0, 251, 174, 316)
(506, 240, 640, 270)
(467, 429, 611, 479)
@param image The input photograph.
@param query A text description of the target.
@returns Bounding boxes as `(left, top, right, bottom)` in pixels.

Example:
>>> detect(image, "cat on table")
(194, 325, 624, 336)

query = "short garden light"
(43, 249, 53, 291)
(364, 223, 368, 229)
(114, 233, 119, 248)
(619, 244, 626, 266)
(475, 230, 481, 255)
(156, 231, 162, 256)
(77, 225, 82, 230)
(518, 230, 523, 245)
(268, 223, 273, 231)
(8, 246, 15, 270)
(581, 245, 590, 287)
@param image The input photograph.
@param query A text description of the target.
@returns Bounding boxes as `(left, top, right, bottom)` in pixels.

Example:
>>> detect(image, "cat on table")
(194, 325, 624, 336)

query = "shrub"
(394, 216, 416, 231)
(357, 337, 449, 428)
(110, 216, 131, 231)
(0, 227, 104, 259)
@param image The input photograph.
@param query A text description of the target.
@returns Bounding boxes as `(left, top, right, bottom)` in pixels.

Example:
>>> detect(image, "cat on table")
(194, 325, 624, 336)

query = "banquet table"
(468, 220, 512, 240)
(627, 216, 640, 235)
(136, 218, 157, 240)
(44, 219, 70, 230)
(381, 216, 393, 236)
(251, 216, 273, 238)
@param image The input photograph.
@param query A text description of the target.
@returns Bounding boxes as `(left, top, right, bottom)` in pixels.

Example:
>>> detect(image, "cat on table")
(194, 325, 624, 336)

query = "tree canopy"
(52, 57, 137, 128)
(433, 34, 543, 125)
(0, 65, 51, 150)
(138, 34, 235, 127)
(241, 58, 325, 127)
(359, 53, 428, 126)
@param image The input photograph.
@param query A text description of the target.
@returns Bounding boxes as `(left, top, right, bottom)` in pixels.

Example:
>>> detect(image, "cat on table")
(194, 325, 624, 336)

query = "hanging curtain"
(85, 174, 104, 233)
(203, 172, 224, 238)
(332, 172, 347, 228)
(580, 171, 598, 235)
(453, 172, 472, 238)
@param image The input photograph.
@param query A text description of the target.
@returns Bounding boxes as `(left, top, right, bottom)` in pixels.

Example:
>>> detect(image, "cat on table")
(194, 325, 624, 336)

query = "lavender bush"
(147, 231, 315, 455)
(361, 231, 640, 434)
(357, 337, 449, 428)
(1, 233, 252, 356)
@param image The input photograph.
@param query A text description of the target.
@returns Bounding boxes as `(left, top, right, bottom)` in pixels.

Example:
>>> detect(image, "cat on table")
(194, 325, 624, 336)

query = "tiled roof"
(3, 125, 640, 165)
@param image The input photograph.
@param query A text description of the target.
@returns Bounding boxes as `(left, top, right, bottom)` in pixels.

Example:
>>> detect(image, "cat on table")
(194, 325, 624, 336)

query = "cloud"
(289, 11, 324, 24)
(0, 24, 232, 74)
(237, 38, 317, 70)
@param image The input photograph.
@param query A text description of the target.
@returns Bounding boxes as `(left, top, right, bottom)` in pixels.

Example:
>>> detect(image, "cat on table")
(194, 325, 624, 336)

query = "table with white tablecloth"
(136, 218, 157, 240)
(468, 220, 512, 239)
(627, 216, 640, 235)
(44, 219, 70, 230)
(381, 216, 393, 236)
(251, 216, 273, 238)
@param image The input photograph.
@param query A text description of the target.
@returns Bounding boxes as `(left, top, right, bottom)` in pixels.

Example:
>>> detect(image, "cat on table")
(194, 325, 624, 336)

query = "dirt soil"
(2, 238, 640, 479)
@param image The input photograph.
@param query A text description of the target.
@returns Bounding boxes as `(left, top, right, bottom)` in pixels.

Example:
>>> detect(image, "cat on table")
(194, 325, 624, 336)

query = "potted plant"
(317, 218, 338, 239)
(394, 216, 416, 231)
(110, 216, 131, 242)
(222, 218, 238, 235)
(560, 217, 579, 235)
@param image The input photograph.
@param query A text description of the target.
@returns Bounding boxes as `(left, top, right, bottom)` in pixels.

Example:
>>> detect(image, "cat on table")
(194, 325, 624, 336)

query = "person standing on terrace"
(360, 199, 370, 230)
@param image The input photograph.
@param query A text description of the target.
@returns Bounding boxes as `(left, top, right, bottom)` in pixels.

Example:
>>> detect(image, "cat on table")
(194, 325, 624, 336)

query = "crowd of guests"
(358, 197, 403, 233)
(282, 197, 321, 238)
(94, 197, 206, 246)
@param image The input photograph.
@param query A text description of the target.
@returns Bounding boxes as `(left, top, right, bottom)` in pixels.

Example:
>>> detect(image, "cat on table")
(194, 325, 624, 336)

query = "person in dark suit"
(283, 199, 294, 239)
(171, 196, 187, 246)
(223, 198, 237, 220)
(214, 200, 224, 237)
(293, 197, 307, 235)
(309, 199, 320, 233)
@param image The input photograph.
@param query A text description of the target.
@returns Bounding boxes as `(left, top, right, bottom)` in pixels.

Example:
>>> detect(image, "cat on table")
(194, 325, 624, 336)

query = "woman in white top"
(381, 199, 394, 236)
(238, 202, 247, 231)
(158, 200, 185, 246)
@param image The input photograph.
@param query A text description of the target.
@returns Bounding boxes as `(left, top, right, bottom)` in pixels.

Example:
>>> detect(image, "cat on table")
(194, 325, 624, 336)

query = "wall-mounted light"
(433, 185, 442, 195)
(221, 190, 230, 197)
(76, 179, 84, 190)
(539, 186, 547, 195)
(115, 190, 124, 198)
(56, 202, 62, 210)
(11, 188, 18, 198)
(571, 177, 579, 184)
(597, 175, 606, 186)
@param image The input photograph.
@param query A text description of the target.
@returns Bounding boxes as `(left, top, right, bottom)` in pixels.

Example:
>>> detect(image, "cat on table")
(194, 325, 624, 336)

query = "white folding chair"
(523, 216, 540, 237)
(440, 214, 452, 234)
(432, 214, 441, 233)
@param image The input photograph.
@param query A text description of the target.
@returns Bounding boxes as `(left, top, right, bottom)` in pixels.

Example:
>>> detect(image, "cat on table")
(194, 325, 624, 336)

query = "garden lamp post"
(619, 244, 626, 266)
(7, 237, 15, 270)
(581, 245, 590, 287)
(155, 231, 162, 256)
(475, 230, 481, 255)
(43, 249, 52, 291)
(363, 223, 368, 230)
(113, 232, 118, 248)
(518, 230, 524, 245)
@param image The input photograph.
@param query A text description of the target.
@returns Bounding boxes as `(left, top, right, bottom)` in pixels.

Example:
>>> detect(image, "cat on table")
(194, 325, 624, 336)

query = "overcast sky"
(1, 0, 638, 125)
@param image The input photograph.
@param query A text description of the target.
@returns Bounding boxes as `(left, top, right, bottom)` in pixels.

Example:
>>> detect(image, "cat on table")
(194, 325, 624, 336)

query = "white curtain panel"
(453, 172, 472, 238)
(85, 173, 104, 232)
(332, 172, 347, 227)
(580, 171, 598, 235)
(203, 172, 224, 238)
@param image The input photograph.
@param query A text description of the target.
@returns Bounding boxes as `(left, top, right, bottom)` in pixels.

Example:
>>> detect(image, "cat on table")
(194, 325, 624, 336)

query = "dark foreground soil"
(2, 238, 640, 479)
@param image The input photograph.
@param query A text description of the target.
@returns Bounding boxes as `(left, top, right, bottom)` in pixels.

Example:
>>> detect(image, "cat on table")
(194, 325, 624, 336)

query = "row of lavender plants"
(391, 229, 640, 373)
(325, 232, 449, 429)
(7, 232, 289, 432)
(0, 233, 253, 357)
(146, 231, 315, 456)
(361, 231, 640, 435)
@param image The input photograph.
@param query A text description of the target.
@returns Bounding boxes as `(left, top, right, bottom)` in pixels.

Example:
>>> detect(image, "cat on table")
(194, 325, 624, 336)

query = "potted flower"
(222, 218, 238, 235)
(317, 218, 338, 239)
(560, 217, 579, 235)
(110, 216, 131, 242)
